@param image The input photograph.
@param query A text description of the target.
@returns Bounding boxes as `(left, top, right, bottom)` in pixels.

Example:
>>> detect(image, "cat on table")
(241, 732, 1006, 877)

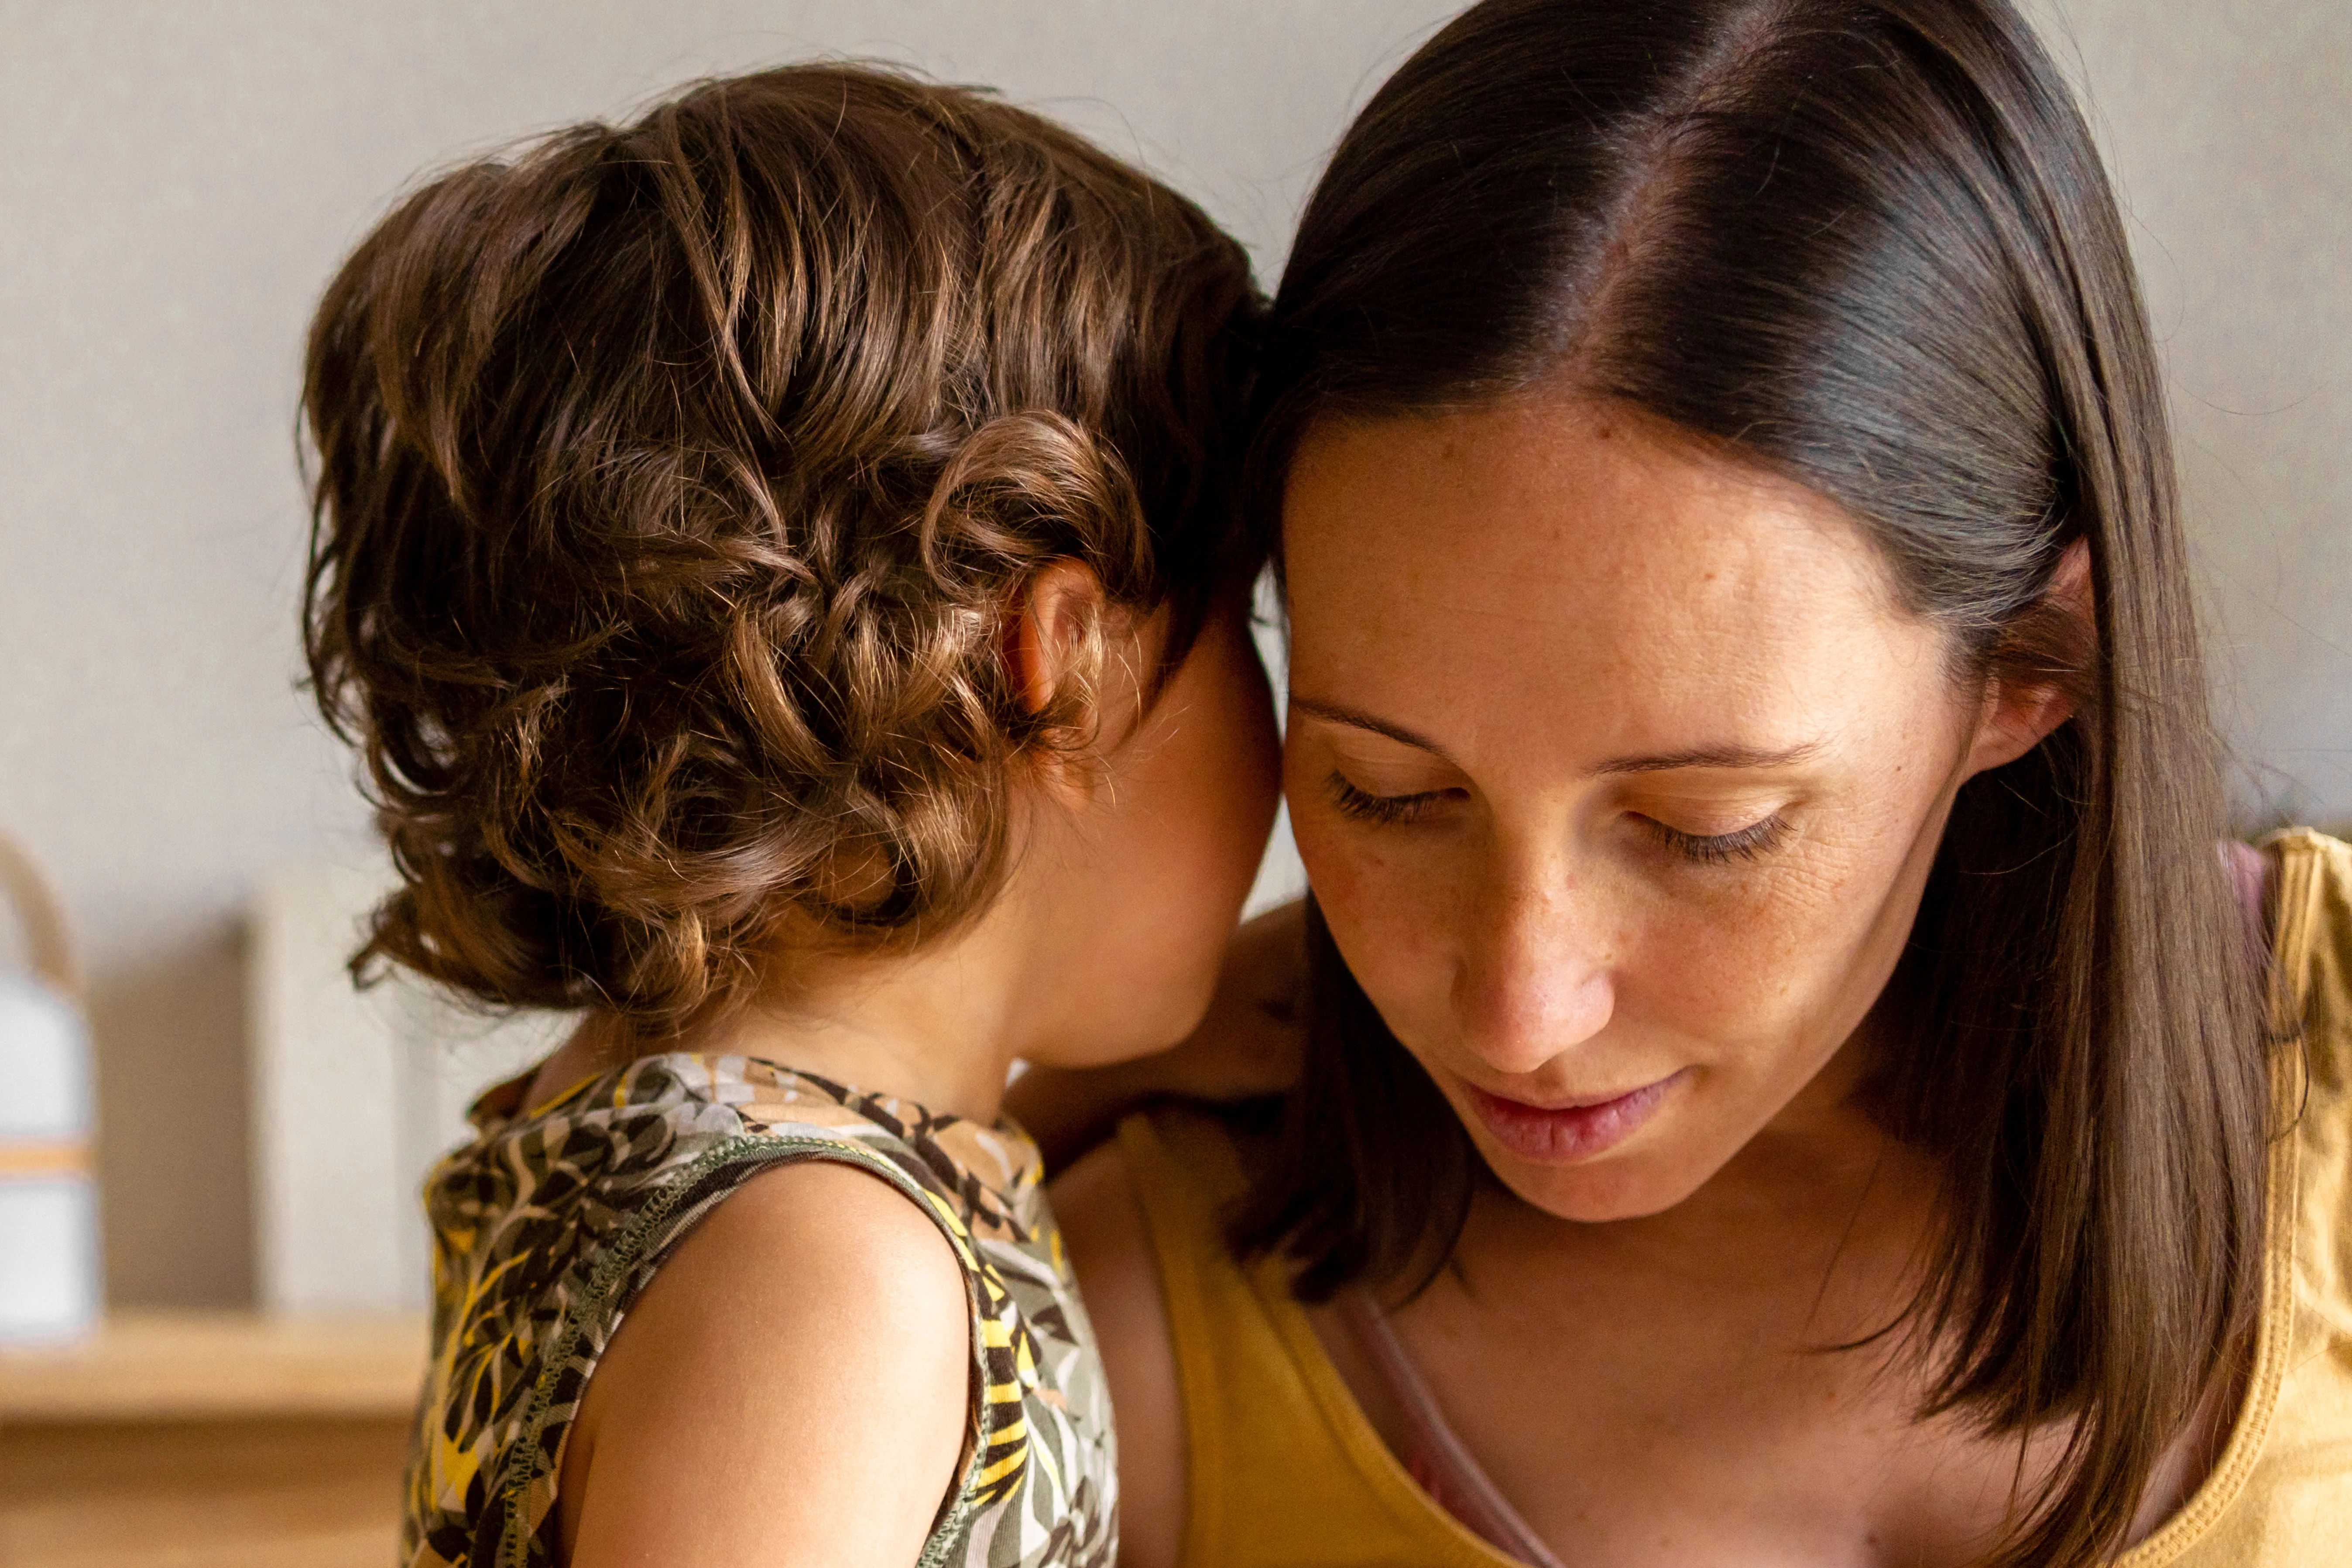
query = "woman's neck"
(1459, 1033, 1942, 1331)
(1396, 1036, 2242, 1563)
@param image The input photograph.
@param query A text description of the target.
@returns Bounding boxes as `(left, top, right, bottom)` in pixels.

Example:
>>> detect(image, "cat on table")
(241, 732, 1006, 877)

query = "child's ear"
(1963, 537, 2092, 777)
(1005, 560, 1110, 721)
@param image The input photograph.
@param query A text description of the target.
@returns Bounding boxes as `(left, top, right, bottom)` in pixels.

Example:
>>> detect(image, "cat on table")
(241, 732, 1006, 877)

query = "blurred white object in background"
(248, 864, 565, 1314)
(0, 833, 100, 1343)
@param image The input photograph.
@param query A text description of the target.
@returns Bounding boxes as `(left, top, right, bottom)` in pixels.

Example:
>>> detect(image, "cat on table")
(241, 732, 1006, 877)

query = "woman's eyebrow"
(1595, 741, 1825, 775)
(1289, 696, 1457, 762)
(1292, 697, 1819, 778)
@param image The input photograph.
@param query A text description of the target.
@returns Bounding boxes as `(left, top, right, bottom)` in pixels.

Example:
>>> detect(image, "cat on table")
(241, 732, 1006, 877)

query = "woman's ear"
(1963, 537, 2093, 777)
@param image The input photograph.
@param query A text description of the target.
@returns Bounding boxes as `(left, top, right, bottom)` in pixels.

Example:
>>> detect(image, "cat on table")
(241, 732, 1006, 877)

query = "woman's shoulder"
(2259, 827, 2352, 1307)
(2170, 830, 2352, 1567)
(2264, 828, 2352, 1080)
(1052, 1129, 1194, 1568)
(1049, 1104, 1270, 1288)
(1050, 1104, 1265, 1408)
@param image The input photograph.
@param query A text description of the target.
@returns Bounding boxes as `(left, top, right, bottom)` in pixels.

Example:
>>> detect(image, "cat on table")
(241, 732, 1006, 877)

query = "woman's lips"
(1464, 1070, 1687, 1164)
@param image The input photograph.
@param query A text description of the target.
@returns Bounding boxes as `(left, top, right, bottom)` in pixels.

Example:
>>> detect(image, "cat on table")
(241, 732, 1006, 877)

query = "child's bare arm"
(1007, 900, 1310, 1173)
(560, 1161, 970, 1567)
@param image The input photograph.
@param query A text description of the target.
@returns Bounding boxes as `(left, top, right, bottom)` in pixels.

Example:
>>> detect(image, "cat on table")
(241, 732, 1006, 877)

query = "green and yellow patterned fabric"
(402, 1053, 1115, 1568)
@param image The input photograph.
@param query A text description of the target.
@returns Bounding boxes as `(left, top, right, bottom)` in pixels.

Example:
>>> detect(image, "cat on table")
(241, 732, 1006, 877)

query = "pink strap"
(2224, 839, 2272, 951)
(1337, 1288, 1567, 1568)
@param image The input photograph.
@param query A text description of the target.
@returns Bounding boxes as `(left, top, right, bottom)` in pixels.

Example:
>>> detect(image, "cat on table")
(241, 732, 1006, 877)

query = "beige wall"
(0, 0, 2342, 1307)
(2028, 1, 2352, 821)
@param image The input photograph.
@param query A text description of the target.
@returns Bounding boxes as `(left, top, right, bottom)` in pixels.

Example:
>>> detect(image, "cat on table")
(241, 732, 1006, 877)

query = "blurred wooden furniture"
(0, 1311, 425, 1568)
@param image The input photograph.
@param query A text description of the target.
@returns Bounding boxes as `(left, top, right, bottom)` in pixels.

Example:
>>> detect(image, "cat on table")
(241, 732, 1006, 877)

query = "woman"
(1034, 0, 2352, 1563)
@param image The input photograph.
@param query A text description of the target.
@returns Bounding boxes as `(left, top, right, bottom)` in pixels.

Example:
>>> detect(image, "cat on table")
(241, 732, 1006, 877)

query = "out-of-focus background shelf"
(0, 1312, 426, 1568)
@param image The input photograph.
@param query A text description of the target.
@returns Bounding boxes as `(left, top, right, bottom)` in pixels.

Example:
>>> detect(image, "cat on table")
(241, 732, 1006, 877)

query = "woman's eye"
(1643, 813, 1791, 865)
(1327, 773, 1452, 825)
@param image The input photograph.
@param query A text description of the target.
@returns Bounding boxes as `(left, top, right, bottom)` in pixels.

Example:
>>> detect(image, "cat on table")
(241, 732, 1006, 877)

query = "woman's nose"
(1448, 852, 1617, 1078)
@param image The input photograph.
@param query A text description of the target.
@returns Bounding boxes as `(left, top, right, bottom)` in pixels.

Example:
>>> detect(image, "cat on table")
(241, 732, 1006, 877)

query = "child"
(300, 65, 1277, 1568)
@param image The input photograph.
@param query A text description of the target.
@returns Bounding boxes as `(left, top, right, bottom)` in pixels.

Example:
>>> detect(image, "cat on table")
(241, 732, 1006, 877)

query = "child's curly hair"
(301, 65, 1260, 1034)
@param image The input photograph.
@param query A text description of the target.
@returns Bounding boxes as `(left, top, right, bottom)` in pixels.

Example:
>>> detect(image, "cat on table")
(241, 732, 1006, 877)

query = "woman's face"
(1282, 399, 2051, 1222)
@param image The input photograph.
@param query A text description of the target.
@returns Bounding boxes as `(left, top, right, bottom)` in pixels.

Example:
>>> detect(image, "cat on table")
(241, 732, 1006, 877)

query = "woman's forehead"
(1280, 401, 1947, 765)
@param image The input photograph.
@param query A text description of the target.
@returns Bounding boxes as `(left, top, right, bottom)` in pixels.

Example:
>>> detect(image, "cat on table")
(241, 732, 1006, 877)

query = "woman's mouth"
(1464, 1070, 1688, 1164)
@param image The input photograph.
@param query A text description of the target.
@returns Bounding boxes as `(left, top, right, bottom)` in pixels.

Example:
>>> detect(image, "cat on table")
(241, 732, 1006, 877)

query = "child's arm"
(1007, 900, 1309, 1172)
(559, 1160, 971, 1567)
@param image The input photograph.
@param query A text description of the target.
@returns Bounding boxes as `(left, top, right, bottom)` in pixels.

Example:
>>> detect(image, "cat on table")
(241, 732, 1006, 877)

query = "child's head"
(302, 64, 1273, 1047)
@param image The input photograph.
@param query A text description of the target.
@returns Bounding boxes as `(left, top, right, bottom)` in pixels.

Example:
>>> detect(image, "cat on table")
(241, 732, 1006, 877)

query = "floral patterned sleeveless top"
(402, 1053, 1116, 1568)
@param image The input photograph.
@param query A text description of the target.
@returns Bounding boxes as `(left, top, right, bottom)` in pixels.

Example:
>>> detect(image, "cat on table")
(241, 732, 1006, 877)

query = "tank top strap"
(1119, 1107, 1520, 1568)
(1334, 1288, 1566, 1568)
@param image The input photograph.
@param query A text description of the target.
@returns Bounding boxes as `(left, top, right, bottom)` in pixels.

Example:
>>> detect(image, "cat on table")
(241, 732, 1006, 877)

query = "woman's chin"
(1482, 1147, 1716, 1223)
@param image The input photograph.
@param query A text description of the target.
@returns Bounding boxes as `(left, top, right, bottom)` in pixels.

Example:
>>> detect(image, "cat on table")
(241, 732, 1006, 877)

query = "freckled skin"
(1286, 401, 1979, 1224)
(1262, 398, 2207, 1567)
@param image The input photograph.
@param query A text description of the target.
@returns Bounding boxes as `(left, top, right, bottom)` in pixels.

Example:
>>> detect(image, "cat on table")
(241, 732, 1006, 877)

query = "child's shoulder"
(551, 1153, 975, 1565)
(408, 1051, 1116, 1568)
(420, 1051, 1054, 1419)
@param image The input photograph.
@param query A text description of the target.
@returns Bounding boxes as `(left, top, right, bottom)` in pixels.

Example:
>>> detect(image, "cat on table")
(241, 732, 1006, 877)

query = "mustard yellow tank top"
(1118, 828, 2352, 1567)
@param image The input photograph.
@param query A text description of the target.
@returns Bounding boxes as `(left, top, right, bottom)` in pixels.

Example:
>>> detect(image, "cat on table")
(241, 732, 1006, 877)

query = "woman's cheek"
(1647, 844, 1886, 1057)
(1291, 811, 1400, 950)
(1293, 813, 1451, 1007)
(1646, 909, 1806, 1055)
(1601, 830, 1806, 997)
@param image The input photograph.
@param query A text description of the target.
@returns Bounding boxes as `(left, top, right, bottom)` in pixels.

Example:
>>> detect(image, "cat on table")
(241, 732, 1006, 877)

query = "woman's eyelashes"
(1326, 769, 1792, 866)
(1640, 812, 1791, 865)
(1326, 772, 1456, 825)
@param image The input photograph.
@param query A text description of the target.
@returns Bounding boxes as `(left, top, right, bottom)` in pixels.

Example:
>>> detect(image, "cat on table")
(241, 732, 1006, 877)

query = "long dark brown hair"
(1232, 3, 2273, 1562)
(300, 66, 1257, 1036)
